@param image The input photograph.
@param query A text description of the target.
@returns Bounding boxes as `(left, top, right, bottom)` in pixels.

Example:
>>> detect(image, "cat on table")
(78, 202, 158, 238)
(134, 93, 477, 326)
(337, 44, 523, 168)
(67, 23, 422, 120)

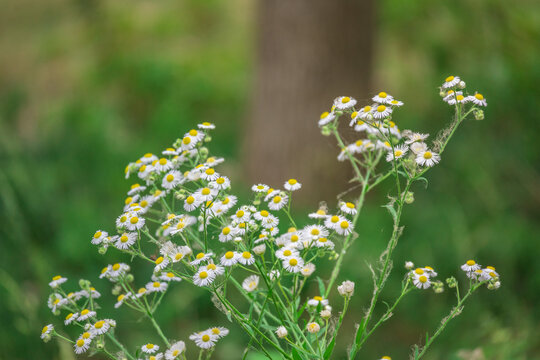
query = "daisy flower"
(446, 93, 469, 105)
(276, 326, 288, 338)
(335, 219, 353, 235)
(304, 225, 328, 240)
(405, 132, 429, 144)
(218, 226, 236, 242)
(193, 269, 215, 287)
(162, 170, 182, 190)
(469, 93, 487, 106)
(308, 208, 328, 219)
(74, 337, 91, 354)
(275, 247, 299, 260)
(198, 122, 215, 129)
(48, 275, 67, 288)
(461, 259, 481, 272)
(195, 187, 218, 202)
(340, 201, 357, 215)
(442, 75, 461, 89)
(160, 272, 182, 282)
(209, 176, 231, 190)
(190, 331, 217, 349)
(268, 194, 288, 211)
(334, 96, 357, 110)
(41, 324, 54, 339)
(114, 232, 137, 250)
(116, 214, 130, 229)
(184, 195, 201, 212)
(358, 105, 374, 120)
(115, 294, 127, 308)
(205, 156, 224, 167)
(410, 141, 427, 155)
(220, 251, 239, 267)
(238, 251, 255, 265)
(162, 147, 178, 156)
(324, 215, 345, 230)
(373, 105, 393, 119)
(372, 91, 394, 104)
(283, 256, 304, 273)
(415, 150, 440, 167)
(91, 230, 108, 245)
(190, 252, 214, 266)
(205, 263, 225, 276)
(126, 215, 145, 231)
(146, 281, 168, 293)
(165, 341, 186, 359)
(385, 145, 408, 162)
(251, 184, 269, 193)
(208, 327, 229, 339)
(142, 343, 160, 354)
(284, 178, 302, 191)
(301, 263, 316, 277)
(242, 275, 260, 292)
(413, 274, 431, 289)
(140, 153, 158, 164)
(201, 168, 220, 181)
(318, 111, 336, 127)
(137, 164, 153, 180)
(380, 356, 392, 360)
(171, 246, 192, 263)
(150, 256, 169, 273)
(314, 237, 335, 249)
(231, 208, 251, 223)
(389, 99, 404, 107)
(78, 309, 96, 321)
(65, 312, 78, 325)
(307, 296, 329, 307)
(90, 320, 110, 336)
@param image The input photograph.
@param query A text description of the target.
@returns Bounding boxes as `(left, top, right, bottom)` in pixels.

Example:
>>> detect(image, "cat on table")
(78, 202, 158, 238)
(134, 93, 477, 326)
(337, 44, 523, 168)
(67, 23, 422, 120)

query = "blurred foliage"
(1, 0, 539, 359)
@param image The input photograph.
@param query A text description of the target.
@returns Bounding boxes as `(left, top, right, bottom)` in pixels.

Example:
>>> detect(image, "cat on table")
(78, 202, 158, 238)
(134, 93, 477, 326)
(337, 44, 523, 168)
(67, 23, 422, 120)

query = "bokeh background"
(1, 0, 539, 359)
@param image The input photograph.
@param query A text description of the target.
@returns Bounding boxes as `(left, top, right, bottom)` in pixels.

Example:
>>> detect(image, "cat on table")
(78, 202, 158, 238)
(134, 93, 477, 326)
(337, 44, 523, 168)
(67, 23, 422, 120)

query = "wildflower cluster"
(42, 77, 499, 359)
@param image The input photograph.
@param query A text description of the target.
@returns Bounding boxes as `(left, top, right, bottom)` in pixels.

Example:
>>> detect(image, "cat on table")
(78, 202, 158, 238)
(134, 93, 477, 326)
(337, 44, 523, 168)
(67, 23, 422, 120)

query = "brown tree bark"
(244, 0, 375, 207)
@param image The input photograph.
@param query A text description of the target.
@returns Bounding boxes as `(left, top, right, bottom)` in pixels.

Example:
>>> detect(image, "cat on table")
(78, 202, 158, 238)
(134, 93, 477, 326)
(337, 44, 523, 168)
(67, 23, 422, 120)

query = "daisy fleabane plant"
(41, 77, 499, 360)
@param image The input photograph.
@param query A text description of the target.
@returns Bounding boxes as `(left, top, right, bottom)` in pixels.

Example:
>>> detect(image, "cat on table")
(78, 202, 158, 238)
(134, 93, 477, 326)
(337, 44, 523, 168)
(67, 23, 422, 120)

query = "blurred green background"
(1, 0, 539, 359)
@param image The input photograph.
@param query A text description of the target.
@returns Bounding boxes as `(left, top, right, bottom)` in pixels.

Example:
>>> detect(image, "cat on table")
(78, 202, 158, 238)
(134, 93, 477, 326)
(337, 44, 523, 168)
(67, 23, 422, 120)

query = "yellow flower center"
(341, 97, 350, 104)
(236, 210, 244, 217)
(205, 168, 215, 175)
(112, 263, 120, 271)
(290, 235, 299, 242)
(415, 268, 424, 275)
(346, 202, 355, 209)
(377, 105, 386, 112)
(175, 253, 183, 261)
(395, 150, 403, 157)
(456, 95, 464, 101)
(217, 177, 225, 184)
(351, 111, 358, 118)
(225, 251, 235, 259)
(130, 216, 139, 224)
(147, 343, 154, 349)
(202, 334, 210, 342)
(117, 294, 125, 301)
(207, 263, 217, 270)
(423, 152, 432, 159)
(172, 350, 180, 356)
(363, 106, 372, 112)
(260, 210, 269, 217)
(311, 228, 320, 236)
(445, 76, 455, 82)
(182, 137, 191, 145)
(283, 250, 292, 256)
(186, 196, 195, 204)
(222, 197, 230, 204)
(42, 326, 49, 334)
(242, 252, 251, 259)
(52, 275, 62, 281)
(419, 275, 428, 283)
(320, 111, 329, 119)
(378, 91, 387, 98)
(466, 260, 476, 266)
(66, 313, 73, 320)
(120, 235, 129, 243)
(166, 174, 174, 182)
(313, 296, 323, 301)
(95, 320, 105, 329)
(199, 271, 208, 279)
(331, 215, 339, 223)
(196, 252, 205, 259)
(475, 93, 484, 100)
(316, 209, 326, 215)
(139, 165, 147, 172)
(82, 332, 91, 339)
(289, 259, 298, 266)
(120, 215, 127, 222)
(486, 266, 495, 270)
(340, 221, 349, 229)
(189, 129, 198, 136)
(76, 339, 85, 347)
(93, 231, 102, 239)
(222, 227, 231, 235)
(355, 140, 363, 146)
(153, 282, 161, 288)
(288, 179, 297, 185)
(273, 196, 282, 203)
(202, 188, 211, 195)
(155, 257, 164, 265)
(319, 237, 328, 243)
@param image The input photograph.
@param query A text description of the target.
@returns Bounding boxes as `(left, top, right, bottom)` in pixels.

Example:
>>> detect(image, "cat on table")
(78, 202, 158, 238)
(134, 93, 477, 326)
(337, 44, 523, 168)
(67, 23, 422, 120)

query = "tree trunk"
(244, 0, 375, 207)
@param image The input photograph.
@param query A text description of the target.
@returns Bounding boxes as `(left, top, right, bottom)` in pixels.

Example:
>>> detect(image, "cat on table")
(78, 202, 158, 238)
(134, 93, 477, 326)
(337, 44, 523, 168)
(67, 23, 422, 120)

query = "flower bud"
(432, 280, 444, 294)
(446, 276, 458, 288)
(42, 334, 52, 343)
(174, 190, 187, 200)
(79, 279, 91, 289)
(306, 322, 320, 333)
(439, 90, 446, 97)
(253, 199, 261, 206)
(474, 109, 484, 121)
(337, 280, 355, 298)
(404, 191, 415, 204)
(321, 126, 332, 136)
(405, 261, 414, 270)
(253, 244, 266, 255)
(275, 326, 288, 338)
(458, 81, 466, 89)
(98, 246, 108, 255)
(112, 285, 122, 296)
(125, 274, 135, 283)
(320, 309, 331, 319)
(204, 135, 212, 143)
(199, 147, 209, 157)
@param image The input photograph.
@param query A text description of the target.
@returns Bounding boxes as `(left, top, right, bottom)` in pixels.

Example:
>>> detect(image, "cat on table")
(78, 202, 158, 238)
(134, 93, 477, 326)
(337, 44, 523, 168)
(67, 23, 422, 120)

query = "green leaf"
(323, 338, 336, 360)
(317, 276, 326, 296)
(383, 203, 398, 222)
(416, 176, 429, 188)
